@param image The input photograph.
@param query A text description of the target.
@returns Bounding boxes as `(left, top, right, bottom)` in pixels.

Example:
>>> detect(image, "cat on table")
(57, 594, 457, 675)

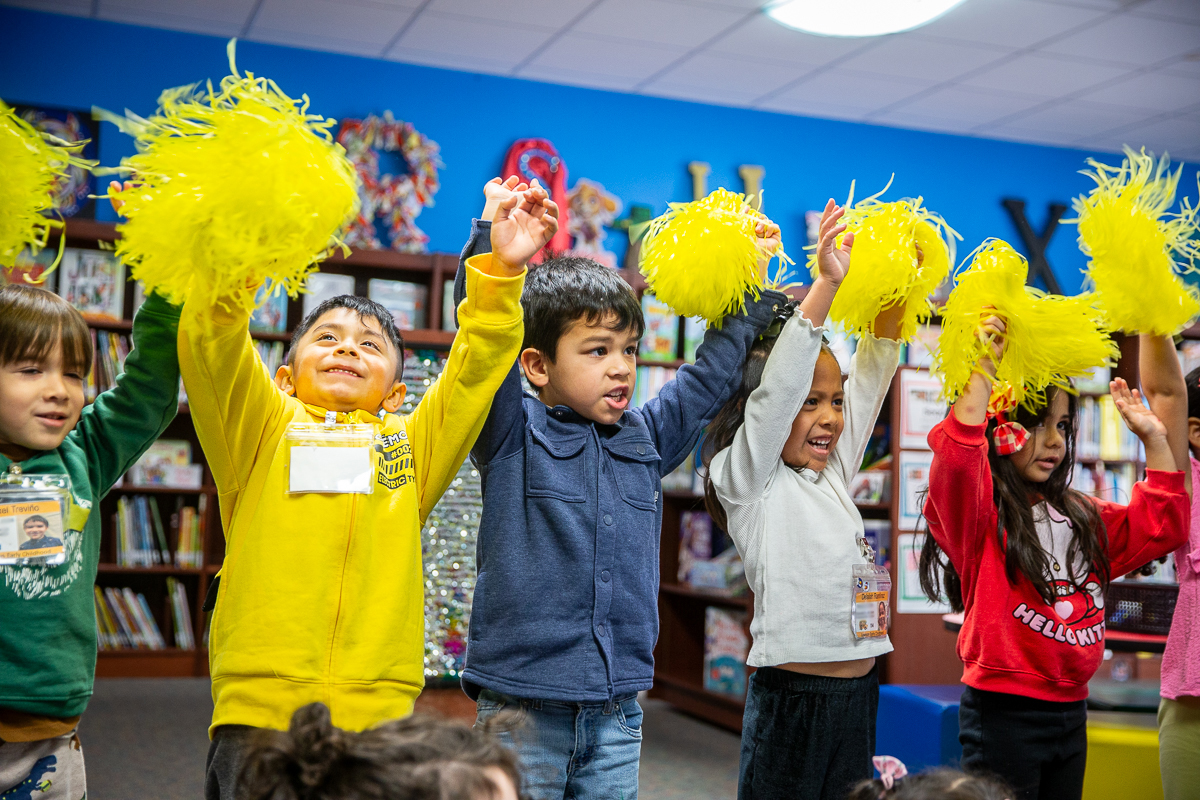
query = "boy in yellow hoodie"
(175, 179, 557, 800)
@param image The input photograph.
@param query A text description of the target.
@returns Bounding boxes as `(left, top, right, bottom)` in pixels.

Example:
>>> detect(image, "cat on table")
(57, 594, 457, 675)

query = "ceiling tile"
(426, 0, 595, 30)
(1132, 0, 1200, 25)
(250, 0, 417, 53)
(761, 67, 933, 113)
(916, 0, 1107, 49)
(387, 10, 553, 72)
(959, 52, 1131, 97)
(996, 98, 1150, 138)
(985, 125, 1093, 148)
(520, 32, 688, 90)
(880, 85, 1047, 128)
(1091, 114, 1200, 162)
(1, 0, 90, 16)
(571, 0, 747, 49)
(643, 82, 763, 106)
(835, 35, 1014, 83)
(756, 93, 874, 122)
(645, 50, 810, 96)
(1039, 12, 1200, 67)
(1075, 69, 1200, 113)
(97, 0, 256, 36)
(706, 12, 875, 66)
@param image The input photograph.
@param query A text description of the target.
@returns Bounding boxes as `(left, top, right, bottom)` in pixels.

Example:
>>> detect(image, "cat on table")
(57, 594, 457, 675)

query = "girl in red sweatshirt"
(921, 317, 1191, 800)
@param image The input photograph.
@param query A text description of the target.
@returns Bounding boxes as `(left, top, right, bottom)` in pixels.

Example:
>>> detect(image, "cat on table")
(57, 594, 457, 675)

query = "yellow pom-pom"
(101, 40, 360, 311)
(934, 239, 1117, 412)
(0, 100, 94, 272)
(808, 183, 959, 341)
(638, 189, 791, 325)
(1071, 147, 1200, 335)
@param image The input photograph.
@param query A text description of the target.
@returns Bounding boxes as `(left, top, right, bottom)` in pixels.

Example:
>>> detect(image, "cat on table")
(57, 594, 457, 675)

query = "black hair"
(237, 702, 523, 800)
(0, 284, 92, 377)
(1185, 365, 1200, 420)
(23, 515, 50, 528)
(845, 767, 1012, 800)
(700, 307, 839, 530)
(287, 294, 405, 381)
(920, 386, 1108, 612)
(521, 256, 643, 361)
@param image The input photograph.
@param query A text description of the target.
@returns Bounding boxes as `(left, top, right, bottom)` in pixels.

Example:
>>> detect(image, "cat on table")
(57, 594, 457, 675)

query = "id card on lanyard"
(0, 470, 71, 566)
(851, 563, 891, 639)
(285, 419, 376, 494)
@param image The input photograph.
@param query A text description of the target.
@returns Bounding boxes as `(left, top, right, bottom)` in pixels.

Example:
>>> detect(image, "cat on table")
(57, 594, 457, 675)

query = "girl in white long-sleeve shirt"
(703, 200, 906, 800)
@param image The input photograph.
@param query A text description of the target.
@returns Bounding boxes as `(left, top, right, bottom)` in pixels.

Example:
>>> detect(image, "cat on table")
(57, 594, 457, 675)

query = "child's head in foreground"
(518, 256, 644, 425)
(238, 702, 521, 800)
(846, 766, 1011, 800)
(1184, 365, 1200, 459)
(276, 294, 407, 416)
(0, 284, 93, 460)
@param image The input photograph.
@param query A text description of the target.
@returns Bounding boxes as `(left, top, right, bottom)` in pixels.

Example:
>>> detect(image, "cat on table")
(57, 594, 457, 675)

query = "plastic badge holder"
(0, 472, 71, 566)
(285, 423, 376, 494)
(852, 563, 892, 640)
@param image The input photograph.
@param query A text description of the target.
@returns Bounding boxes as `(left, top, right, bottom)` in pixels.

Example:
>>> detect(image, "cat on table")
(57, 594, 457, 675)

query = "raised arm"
(1137, 333, 1191, 495)
(69, 293, 182, 496)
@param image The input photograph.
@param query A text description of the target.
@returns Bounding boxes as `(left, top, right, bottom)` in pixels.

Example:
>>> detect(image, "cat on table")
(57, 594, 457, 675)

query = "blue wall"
(4, 6, 1197, 295)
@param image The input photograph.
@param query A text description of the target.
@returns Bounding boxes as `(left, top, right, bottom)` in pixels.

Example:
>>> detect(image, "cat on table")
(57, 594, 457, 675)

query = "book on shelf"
(166, 577, 196, 649)
(849, 469, 890, 505)
(95, 585, 167, 650)
(862, 519, 891, 567)
(114, 495, 171, 566)
(85, 329, 130, 403)
(661, 436, 704, 495)
(369, 278, 428, 331)
(174, 499, 205, 568)
(689, 546, 746, 596)
(704, 606, 749, 697)
(639, 294, 679, 362)
(255, 340, 286, 380)
(1076, 395, 1142, 462)
(125, 439, 201, 489)
(682, 317, 706, 363)
(678, 510, 713, 583)
(59, 248, 126, 321)
(302, 272, 356, 318)
(2, 247, 58, 291)
(631, 365, 676, 408)
(249, 282, 289, 333)
(443, 279, 457, 332)
(1072, 461, 1137, 503)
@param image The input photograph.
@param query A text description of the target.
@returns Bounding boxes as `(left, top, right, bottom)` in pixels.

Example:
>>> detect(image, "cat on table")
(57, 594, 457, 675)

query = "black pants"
(738, 666, 879, 800)
(959, 686, 1088, 800)
(205, 724, 261, 800)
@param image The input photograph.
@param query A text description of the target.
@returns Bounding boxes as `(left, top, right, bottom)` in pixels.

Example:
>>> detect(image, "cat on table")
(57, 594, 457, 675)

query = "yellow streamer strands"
(934, 239, 1117, 413)
(639, 189, 792, 325)
(103, 40, 360, 311)
(1072, 147, 1200, 335)
(808, 185, 958, 341)
(0, 100, 93, 272)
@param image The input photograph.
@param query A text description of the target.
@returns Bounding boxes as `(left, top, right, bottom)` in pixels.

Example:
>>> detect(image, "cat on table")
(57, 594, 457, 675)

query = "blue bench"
(876, 684, 964, 772)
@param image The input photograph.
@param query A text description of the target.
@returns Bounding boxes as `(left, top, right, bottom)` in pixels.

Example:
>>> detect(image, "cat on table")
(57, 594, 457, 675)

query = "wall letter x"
(1002, 198, 1066, 295)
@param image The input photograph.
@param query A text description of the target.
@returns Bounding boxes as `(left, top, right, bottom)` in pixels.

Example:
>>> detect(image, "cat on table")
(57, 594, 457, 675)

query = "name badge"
(851, 563, 891, 640)
(285, 423, 375, 495)
(0, 473, 71, 566)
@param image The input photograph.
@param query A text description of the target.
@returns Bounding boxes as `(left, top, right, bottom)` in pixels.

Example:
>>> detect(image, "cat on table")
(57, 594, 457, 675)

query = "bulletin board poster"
(896, 532, 951, 614)
(897, 450, 933, 531)
(899, 370, 946, 450)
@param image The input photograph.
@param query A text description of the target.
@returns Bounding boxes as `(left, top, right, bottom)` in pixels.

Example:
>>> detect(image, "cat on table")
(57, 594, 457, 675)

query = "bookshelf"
(50, 218, 462, 678)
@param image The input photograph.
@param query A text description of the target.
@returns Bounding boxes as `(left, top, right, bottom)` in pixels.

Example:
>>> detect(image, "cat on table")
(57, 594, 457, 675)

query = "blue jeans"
(474, 689, 642, 800)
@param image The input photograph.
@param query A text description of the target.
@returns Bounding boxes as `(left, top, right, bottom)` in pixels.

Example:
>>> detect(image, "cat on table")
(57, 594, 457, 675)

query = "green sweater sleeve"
(68, 292, 182, 498)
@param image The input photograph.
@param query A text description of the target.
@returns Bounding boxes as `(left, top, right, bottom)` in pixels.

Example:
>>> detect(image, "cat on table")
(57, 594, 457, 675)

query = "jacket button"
(636, 445, 645, 455)
(598, 624, 606, 635)
(603, 514, 613, 525)
(601, 570, 610, 582)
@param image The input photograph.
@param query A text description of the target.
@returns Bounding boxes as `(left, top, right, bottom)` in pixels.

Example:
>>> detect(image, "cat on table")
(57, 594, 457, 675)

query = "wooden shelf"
(649, 674, 746, 733)
(97, 564, 204, 575)
(95, 648, 208, 678)
(1076, 458, 1142, 466)
(854, 501, 890, 511)
(660, 582, 751, 609)
(109, 484, 216, 496)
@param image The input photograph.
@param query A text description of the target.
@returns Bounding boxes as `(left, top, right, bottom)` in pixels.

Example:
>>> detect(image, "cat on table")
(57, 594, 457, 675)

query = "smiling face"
(23, 518, 48, 540)
(522, 313, 639, 425)
(1009, 389, 1070, 483)
(781, 351, 845, 472)
(0, 340, 86, 461)
(276, 307, 405, 414)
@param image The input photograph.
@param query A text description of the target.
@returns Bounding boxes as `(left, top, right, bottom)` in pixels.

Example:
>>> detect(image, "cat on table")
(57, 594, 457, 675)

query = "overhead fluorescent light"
(766, 0, 970, 37)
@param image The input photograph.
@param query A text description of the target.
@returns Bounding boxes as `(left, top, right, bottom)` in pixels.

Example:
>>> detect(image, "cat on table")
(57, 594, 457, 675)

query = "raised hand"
(1111, 378, 1168, 443)
(977, 313, 1006, 379)
(491, 179, 559, 272)
(481, 175, 528, 222)
(815, 198, 851, 287)
(107, 180, 135, 215)
(753, 218, 782, 279)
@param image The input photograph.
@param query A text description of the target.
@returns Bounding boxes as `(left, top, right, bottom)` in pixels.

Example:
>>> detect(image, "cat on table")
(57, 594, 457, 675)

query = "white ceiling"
(8, 0, 1200, 160)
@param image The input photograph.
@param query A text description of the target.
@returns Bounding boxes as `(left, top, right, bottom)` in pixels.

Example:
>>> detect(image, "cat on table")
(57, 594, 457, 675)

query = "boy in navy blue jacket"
(456, 178, 785, 799)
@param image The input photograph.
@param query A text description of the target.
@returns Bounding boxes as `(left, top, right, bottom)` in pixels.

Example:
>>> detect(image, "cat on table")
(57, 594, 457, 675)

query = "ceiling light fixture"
(766, 0, 970, 37)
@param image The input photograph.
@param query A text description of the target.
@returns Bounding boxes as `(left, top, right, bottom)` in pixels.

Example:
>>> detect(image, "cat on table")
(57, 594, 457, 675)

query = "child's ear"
(381, 381, 407, 414)
(1188, 417, 1200, 455)
(520, 347, 551, 390)
(274, 365, 296, 396)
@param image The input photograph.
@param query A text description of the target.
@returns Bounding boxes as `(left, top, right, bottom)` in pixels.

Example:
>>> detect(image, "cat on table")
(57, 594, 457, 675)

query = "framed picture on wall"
(899, 369, 946, 450)
(12, 104, 100, 220)
(897, 449, 934, 531)
(896, 533, 951, 614)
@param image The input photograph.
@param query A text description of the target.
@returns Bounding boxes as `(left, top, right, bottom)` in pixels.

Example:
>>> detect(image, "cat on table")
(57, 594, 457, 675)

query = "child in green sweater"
(0, 283, 182, 800)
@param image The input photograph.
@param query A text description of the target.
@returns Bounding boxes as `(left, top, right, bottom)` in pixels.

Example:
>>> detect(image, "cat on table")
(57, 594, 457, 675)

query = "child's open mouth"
(807, 437, 831, 455)
(326, 367, 362, 378)
(36, 412, 68, 428)
(603, 388, 629, 411)
(1037, 457, 1059, 471)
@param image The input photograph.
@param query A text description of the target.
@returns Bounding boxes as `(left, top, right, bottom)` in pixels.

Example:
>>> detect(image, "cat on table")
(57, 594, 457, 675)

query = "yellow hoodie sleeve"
(178, 294, 293, 498)
(408, 254, 525, 523)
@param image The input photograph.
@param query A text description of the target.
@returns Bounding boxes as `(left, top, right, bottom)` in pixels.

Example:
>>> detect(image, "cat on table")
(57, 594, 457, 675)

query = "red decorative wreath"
(337, 112, 441, 253)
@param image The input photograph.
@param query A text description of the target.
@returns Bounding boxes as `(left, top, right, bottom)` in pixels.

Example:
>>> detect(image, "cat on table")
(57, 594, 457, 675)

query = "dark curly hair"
(845, 767, 1012, 800)
(237, 703, 522, 800)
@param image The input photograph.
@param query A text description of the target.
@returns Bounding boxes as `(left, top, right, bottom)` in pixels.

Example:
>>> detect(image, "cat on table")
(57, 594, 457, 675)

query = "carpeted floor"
(79, 679, 740, 799)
